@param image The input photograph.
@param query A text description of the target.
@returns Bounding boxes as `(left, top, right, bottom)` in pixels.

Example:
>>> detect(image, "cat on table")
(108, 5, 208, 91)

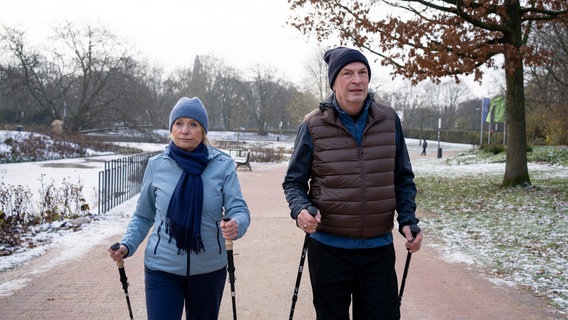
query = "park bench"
(234, 151, 252, 171)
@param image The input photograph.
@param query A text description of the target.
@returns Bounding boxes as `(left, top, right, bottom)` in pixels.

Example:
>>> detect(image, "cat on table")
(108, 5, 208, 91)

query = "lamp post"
(437, 118, 442, 158)
(480, 101, 484, 145)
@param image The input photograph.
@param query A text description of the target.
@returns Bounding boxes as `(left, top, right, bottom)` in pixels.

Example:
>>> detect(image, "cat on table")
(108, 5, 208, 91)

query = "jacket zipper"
(359, 146, 368, 236)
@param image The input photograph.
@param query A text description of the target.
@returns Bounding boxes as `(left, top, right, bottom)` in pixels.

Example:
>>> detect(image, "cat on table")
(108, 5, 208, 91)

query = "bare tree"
(303, 46, 332, 101)
(107, 62, 171, 131)
(422, 80, 470, 130)
(287, 87, 320, 129)
(1, 22, 138, 131)
(456, 98, 484, 132)
(214, 66, 247, 131)
(137, 64, 177, 129)
(526, 20, 568, 145)
(187, 55, 242, 130)
(1, 26, 67, 123)
(244, 65, 289, 135)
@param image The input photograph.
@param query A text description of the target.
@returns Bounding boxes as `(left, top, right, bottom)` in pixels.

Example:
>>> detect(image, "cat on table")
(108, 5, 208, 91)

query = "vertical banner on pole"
(480, 97, 490, 145)
(490, 96, 505, 123)
(482, 97, 491, 122)
(487, 96, 505, 145)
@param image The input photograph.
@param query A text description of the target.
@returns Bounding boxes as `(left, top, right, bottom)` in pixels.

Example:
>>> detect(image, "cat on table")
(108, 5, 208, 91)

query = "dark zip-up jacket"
(283, 95, 418, 240)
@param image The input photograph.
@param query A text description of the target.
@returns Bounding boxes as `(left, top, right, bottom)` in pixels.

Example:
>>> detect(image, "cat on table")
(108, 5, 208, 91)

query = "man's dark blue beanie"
(324, 47, 371, 89)
(169, 97, 209, 133)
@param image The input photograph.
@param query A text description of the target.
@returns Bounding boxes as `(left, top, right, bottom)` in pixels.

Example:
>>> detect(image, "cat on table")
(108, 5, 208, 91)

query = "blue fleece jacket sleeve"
(121, 163, 156, 257)
(222, 160, 251, 239)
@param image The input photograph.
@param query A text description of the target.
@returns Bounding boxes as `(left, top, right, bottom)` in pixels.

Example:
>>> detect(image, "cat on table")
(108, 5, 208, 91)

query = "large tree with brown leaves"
(288, 0, 567, 187)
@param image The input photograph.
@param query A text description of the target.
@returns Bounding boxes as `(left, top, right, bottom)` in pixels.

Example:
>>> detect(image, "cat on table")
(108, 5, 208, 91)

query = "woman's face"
(171, 117, 204, 152)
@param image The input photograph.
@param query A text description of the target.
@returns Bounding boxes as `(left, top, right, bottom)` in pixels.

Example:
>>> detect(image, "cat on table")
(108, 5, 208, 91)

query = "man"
(421, 139, 428, 156)
(282, 47, 423, 319)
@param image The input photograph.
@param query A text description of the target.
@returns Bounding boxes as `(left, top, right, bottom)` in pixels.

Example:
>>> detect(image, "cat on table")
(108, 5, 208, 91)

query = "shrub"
(0, 176, 90, 254)
(479, 143, 506, 154)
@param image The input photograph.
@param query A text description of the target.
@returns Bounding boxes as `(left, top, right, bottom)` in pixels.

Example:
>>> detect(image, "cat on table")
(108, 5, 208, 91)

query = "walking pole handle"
(110, 242, 121, 251)
(110, 242, 125, 268)
(110, 242, 120, 251)
(225, 238, 233, 250)
(409, 224, 421, 242)
(222, 217, 234, 249)
(222, 218, 235, 274)
(110, 242, 128, 288)
(307, 206, 317, 217)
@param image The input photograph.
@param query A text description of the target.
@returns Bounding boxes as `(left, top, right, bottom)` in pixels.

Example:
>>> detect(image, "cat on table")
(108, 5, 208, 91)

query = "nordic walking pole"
(223, 217, 237, 320)
(110, 242, 134, 320)
(399, 224, 421, 303)
(289, 206, 318, 320)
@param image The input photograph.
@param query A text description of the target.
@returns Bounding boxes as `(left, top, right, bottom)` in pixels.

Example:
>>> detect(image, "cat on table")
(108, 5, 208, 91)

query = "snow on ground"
(1, 130, 566, 313)
(409, 145, 568, 313)
(0, 198, 135, 296)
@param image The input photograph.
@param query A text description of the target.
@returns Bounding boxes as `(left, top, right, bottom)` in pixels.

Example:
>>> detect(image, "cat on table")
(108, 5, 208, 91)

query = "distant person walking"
(421, 139, 428, 156)
(108, 97, 251, 320)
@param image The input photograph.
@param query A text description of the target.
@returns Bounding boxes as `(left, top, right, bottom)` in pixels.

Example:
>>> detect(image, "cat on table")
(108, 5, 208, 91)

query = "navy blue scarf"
(166, 141, 209, 254)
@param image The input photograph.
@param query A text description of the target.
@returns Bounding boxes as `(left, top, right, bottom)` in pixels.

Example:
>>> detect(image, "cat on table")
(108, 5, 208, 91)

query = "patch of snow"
(0, 278, 30, 297)
(487, 277, 516, 287)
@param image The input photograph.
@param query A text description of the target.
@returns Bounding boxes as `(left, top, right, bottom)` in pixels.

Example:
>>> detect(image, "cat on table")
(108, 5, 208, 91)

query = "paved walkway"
(0, 163, 563, 319)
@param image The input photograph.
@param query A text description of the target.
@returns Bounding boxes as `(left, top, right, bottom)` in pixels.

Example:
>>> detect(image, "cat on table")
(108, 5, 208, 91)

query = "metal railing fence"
(98, 151, 161, 214)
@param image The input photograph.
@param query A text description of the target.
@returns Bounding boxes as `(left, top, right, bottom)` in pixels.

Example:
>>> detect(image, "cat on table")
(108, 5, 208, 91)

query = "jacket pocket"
(216, 220, 222, 254)
(153, 221, 163, 255)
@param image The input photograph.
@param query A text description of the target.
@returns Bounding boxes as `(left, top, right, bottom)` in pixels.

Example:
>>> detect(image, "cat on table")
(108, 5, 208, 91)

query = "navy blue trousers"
(307, 239, 400, 320)
(144, 267, 226, 320)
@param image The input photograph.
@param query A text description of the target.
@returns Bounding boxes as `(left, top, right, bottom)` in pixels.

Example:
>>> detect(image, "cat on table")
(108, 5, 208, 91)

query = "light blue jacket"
(121, 144, 251, 276)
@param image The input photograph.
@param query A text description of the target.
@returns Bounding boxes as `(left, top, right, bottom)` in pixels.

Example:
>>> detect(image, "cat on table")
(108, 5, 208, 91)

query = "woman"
(108, 97, 251, 319)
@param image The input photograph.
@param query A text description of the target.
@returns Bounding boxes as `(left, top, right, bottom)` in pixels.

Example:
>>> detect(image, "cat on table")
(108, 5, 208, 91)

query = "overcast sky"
(1, 0, 327, 84)
(1, 0, 494, 98)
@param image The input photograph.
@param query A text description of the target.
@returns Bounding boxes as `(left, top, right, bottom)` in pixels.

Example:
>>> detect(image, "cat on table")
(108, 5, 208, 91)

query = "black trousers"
(307, 238, 400, 320)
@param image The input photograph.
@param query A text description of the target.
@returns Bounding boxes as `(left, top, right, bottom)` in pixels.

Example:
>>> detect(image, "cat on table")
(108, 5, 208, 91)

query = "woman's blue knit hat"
(324, 47, 371, 89)
(169, 97, 209, 133)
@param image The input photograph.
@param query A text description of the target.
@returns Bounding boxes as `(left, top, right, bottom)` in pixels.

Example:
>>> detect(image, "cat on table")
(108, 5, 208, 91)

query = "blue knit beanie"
(324, 47, 371, 89)
(169, 97, 209, 133)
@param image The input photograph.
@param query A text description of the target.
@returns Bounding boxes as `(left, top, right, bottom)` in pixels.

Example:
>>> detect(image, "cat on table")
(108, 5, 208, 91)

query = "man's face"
(332, 61, 369, 116)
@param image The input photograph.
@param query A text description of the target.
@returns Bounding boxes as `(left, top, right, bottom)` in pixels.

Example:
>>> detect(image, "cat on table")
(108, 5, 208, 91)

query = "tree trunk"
(502, 63, 531, 187)
(501, 0, 531, 188)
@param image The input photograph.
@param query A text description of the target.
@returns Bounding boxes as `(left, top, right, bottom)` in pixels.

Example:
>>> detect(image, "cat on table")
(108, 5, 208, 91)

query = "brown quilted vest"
(305, 101, 397, 238)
